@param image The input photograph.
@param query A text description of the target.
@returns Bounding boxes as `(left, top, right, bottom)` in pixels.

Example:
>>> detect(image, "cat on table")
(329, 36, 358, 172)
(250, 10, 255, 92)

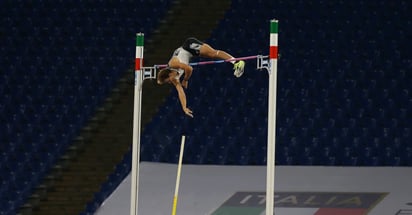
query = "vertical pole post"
(130, 33, 144, 215)
(266, 19, 278, 215)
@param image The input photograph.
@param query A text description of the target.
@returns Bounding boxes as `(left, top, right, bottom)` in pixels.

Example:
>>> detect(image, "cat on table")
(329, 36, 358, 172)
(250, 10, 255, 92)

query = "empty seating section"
(1, 0, 171, 214)
(140, 0, 411, 166)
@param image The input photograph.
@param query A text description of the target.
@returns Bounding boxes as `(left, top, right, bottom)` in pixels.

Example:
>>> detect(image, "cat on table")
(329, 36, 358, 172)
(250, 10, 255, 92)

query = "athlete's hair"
(157, 67, 173, 84)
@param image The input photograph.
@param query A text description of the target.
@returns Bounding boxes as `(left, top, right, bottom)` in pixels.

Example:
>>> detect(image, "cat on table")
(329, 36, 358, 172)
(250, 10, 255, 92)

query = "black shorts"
(181, 37, 204, 56)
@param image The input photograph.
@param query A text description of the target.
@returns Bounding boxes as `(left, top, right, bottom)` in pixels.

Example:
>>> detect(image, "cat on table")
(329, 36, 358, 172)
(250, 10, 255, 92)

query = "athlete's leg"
(199, 43, 235, 61)
(199, 43, 245, 78)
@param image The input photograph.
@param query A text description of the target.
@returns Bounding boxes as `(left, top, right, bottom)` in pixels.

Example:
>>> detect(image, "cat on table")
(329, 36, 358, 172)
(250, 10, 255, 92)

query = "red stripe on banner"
(135, 58, 142, 70)
(269, 46, 278, 59)
(315, 208, 367, 215)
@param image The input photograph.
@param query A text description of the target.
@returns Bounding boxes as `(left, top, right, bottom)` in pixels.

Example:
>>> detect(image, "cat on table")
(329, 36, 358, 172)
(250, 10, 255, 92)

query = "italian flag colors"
(270, 20, 278, 59)
(135, 33, 144, 71)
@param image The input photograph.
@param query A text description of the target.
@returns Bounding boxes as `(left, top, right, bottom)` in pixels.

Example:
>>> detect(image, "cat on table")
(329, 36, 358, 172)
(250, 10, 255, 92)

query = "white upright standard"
(266, 19, 278, 215)
(130, 33, 144, 215)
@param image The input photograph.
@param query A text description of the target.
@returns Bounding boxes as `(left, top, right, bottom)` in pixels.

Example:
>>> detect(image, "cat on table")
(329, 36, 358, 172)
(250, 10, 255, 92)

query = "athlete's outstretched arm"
(182, 68, 192, 89)
(171, 79, 193, 118)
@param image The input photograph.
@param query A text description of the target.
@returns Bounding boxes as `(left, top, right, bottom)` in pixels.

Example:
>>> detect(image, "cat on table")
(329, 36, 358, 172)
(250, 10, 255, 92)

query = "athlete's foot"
(233, 60, 245, 78)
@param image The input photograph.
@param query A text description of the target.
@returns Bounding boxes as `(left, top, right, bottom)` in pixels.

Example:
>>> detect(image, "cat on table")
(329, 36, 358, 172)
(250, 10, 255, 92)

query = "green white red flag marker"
(135, 33, 144, 71)
(270, 20, 278, 59)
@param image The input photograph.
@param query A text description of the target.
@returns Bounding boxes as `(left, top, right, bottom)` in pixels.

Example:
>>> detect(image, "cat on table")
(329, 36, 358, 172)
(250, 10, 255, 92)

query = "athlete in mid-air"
(157, 37, 245, 117)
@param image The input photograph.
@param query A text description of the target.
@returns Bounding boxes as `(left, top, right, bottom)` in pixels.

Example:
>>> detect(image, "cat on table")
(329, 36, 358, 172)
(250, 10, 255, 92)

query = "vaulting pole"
(171, 136, 186, 215)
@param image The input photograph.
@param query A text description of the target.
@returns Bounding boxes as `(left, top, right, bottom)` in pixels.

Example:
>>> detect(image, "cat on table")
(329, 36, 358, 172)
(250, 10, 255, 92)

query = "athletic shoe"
(233, 60, 245, 77)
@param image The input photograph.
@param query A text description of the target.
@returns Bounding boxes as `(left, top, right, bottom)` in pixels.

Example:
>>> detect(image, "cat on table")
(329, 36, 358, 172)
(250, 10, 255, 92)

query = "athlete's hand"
(183, 107, 193, 118)
(182, 80, 188, 89)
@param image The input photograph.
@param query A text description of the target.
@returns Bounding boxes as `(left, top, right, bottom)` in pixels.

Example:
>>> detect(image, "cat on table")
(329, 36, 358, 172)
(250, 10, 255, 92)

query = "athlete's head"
(157, 67, 173, 85)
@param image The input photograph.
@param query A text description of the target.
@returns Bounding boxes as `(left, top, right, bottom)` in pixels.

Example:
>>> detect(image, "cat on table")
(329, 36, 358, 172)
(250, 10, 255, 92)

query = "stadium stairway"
(18, 0, 232, 214)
